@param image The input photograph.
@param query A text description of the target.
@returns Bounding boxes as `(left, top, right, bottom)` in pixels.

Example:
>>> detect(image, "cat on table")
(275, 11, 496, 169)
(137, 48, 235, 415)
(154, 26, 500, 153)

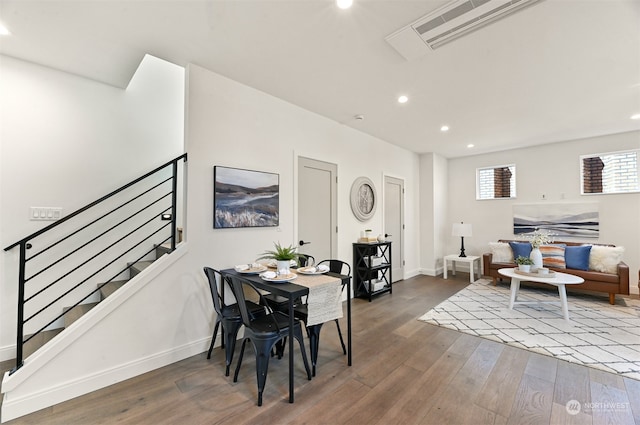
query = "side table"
(443, 254, 481, 283)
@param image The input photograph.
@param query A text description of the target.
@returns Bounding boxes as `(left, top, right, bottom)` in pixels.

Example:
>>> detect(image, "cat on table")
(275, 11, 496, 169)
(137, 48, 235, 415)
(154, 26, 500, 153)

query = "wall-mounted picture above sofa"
(513, 203, 599, 238)
(214, 166, 279, 228)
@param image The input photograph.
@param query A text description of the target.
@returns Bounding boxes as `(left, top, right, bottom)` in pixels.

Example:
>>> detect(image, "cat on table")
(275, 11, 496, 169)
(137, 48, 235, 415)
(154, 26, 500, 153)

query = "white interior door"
(384, 176, 404, 282)
(298, 157, 337, 263)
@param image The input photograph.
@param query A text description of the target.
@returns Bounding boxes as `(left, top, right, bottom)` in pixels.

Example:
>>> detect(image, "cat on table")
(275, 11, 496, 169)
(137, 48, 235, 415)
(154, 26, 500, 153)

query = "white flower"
(526, 229, 554, 249)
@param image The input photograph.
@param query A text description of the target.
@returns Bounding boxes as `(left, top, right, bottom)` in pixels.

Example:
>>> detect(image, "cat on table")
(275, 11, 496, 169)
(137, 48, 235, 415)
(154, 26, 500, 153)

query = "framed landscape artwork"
(214, 166, 279, 228)
(513, 203, 599, 238)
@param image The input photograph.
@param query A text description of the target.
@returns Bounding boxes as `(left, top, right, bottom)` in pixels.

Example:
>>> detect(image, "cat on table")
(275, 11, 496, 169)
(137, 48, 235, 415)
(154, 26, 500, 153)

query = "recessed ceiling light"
(467, 144, 474, 148)
(440, 125, 449, 132)
(631, 113, 640, 120)
(397, 95, 408, 104)
(0, 23, 10, 36)
(336, 0, 353, 9)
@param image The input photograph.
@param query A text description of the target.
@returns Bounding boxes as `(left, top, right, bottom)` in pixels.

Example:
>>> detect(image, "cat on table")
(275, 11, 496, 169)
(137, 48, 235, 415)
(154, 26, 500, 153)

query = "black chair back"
(299, 254, 315, 267)
(229, 276, 281, 332)
(203, 267, 226, 316)
(317, 259, 351, 277)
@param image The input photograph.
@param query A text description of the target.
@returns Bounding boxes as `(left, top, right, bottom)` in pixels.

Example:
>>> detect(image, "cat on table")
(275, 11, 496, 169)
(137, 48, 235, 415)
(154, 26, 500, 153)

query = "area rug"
(419, 279, 640, 380)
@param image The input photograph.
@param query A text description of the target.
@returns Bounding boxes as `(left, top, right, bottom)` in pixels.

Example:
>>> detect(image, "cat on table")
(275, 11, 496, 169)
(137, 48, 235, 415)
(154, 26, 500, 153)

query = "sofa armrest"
(618, 261, 629, 295)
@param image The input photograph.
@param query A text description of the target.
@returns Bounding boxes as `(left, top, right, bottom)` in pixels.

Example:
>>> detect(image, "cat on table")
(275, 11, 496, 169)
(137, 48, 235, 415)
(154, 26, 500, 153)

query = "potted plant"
(515, 256, 534, 272)
(257, 242, 301, 274)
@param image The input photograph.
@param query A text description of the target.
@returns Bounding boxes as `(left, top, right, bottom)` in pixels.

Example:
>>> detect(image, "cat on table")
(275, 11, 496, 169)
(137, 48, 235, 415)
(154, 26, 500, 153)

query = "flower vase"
(276, 260, 290, 275)
(530, 248, 543, 270)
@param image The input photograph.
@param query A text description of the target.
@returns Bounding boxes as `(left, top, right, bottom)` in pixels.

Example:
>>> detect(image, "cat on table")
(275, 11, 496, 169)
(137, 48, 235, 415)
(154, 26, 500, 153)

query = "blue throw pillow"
(509, 242, 532, 260)
(565, 245, 592, 271)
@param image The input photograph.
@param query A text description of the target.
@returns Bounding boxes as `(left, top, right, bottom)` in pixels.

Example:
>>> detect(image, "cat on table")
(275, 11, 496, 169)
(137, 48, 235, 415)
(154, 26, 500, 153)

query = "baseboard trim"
(404, 268, 421, 279)
(1, 337, 208, 423)
(420, 267, 438, 276)
(0, 346, 15, 363)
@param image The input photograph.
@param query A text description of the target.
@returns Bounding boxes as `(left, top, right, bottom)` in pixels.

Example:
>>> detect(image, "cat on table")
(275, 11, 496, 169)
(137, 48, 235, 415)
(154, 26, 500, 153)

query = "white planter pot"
(277, 260, 290, 275)
(518, 264, 531, 273)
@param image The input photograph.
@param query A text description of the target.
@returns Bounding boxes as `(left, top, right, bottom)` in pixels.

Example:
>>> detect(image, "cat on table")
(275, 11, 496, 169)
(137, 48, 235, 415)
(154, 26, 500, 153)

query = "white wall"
(0, 54, 185, 360)
(184, 63, 421, 279)
(445, 131, 640, 295)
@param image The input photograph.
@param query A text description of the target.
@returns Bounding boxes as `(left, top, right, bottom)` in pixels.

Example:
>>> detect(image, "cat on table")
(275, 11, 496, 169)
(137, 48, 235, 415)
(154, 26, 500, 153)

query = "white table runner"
(293, 272, 343, 327)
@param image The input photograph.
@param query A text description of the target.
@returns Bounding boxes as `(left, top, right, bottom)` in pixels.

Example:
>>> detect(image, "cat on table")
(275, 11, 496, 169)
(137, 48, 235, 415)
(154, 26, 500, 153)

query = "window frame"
(580, 149, 639, 195)
(476, 163, 517, 200)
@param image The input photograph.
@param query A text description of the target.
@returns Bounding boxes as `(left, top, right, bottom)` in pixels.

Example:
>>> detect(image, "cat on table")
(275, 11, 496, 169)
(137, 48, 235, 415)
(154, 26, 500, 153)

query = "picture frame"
(214, 166, 279, 228)
(513, 203, 599, 238)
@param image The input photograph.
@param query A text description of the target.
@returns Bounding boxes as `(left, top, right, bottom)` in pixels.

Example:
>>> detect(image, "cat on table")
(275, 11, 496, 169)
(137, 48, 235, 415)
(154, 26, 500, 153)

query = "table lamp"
(452, 222, 472, 257)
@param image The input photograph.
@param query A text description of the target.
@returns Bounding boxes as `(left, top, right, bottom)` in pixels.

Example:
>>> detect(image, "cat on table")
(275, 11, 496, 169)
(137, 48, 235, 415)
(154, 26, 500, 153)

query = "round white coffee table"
(498, 267, 584, 321)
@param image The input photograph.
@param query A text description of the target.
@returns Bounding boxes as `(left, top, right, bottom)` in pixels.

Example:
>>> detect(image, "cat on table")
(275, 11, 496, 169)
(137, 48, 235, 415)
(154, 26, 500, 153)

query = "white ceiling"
(1, 0, 639, 158)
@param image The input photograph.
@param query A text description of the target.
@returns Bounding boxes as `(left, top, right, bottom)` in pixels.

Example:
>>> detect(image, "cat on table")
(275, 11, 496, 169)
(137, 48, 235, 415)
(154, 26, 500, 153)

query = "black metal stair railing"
(3, 153, 187, 374)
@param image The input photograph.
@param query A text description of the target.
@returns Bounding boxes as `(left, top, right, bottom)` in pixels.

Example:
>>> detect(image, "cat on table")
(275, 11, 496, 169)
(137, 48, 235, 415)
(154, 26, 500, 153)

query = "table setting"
(220, 242, 352, 403)
(234, 263, 267, 274)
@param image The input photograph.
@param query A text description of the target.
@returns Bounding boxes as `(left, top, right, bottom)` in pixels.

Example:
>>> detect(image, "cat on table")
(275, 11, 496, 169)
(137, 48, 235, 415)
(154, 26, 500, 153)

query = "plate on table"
(235, 264, 268, 274)
(297, 266, 330, 275)
(258, 259, 297, 269)
(260, 272, 297, 283)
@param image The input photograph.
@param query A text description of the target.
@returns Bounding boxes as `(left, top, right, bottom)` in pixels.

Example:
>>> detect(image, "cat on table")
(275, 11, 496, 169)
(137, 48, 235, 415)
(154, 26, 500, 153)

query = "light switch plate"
(30, 207, 63, 221)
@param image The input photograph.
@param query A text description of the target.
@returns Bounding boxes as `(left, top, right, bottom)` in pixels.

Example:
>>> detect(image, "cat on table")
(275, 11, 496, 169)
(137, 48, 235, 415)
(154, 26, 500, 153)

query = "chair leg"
(233, 338, 248, 383)
(274, 339, 285, 359)
(295, 326, 313, 380)
(254, 348, 272, 406)
(223, 320, 242, 376)
(207, 320, 221, 359)
(250, 338, 280, 407)
(334, 319, 347, 355)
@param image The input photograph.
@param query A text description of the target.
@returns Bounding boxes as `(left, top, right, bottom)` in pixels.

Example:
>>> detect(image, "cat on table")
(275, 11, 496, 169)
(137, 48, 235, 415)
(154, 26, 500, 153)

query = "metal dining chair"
(229, 276, 312, 406)
(202, 267, 264, 376)
(269, 259, 350, 376)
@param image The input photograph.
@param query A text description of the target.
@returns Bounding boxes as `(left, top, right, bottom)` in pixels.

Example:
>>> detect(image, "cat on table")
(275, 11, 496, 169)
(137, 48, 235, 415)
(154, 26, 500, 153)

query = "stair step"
(130, 260, 154, 278)
(23, 329, 63, 359)
(156, 243, 172, 258)
(99, 280, 127, 300)
(63, 302, 99, 328)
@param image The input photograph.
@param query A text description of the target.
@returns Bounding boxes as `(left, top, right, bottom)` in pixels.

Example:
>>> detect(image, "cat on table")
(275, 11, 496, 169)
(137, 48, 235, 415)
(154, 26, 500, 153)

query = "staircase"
(19, 243, 173, 362)
(2, 155, 188, 422)
(3, 154, 187, 375)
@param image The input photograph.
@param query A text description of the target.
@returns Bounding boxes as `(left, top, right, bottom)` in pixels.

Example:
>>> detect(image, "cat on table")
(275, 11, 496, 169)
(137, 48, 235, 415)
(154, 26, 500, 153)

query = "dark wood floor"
(2, 273, 639, 424)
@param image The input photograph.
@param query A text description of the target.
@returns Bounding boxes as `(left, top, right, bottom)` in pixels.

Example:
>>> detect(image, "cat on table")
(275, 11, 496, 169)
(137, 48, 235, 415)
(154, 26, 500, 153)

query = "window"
(476, 164, 516, 200)
(581, 150, 639, 195)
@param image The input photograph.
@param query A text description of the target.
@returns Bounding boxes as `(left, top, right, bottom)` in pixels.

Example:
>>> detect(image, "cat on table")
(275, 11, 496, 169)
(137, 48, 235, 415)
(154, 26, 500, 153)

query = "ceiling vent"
(385, 0, 542, 60)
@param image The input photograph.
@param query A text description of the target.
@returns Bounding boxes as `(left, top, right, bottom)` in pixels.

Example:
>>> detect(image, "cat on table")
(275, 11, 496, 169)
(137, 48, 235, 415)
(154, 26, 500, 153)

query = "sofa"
(483, 239, 629, 305)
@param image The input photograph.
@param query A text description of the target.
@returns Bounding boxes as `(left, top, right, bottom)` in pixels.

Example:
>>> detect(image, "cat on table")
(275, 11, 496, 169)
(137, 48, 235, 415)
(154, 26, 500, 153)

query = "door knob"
(385, 234, 392, 238)
(299, 240, 311, 246)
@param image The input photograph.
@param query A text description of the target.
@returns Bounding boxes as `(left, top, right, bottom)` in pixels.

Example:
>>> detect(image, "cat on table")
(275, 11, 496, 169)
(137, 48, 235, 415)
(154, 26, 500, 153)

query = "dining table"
(221, 267, 352, 403)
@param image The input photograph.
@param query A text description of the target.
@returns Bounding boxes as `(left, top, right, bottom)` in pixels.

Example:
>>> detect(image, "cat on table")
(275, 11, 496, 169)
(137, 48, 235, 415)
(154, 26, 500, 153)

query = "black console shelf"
(353, 242, 392, 301)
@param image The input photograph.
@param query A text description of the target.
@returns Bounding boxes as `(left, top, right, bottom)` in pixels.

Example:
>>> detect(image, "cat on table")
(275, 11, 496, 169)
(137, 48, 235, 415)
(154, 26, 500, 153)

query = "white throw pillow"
(489, 242, 513, 263)
(588, 245, 624, 274)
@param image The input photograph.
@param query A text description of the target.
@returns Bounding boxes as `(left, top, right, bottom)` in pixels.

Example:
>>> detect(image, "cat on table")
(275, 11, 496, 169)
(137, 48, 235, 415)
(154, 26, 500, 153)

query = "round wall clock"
(350, 177, 376, 222)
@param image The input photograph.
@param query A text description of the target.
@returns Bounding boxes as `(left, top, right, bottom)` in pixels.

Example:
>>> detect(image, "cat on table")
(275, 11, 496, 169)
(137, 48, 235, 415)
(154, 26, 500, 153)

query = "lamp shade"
(452, 222, 472, 237)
